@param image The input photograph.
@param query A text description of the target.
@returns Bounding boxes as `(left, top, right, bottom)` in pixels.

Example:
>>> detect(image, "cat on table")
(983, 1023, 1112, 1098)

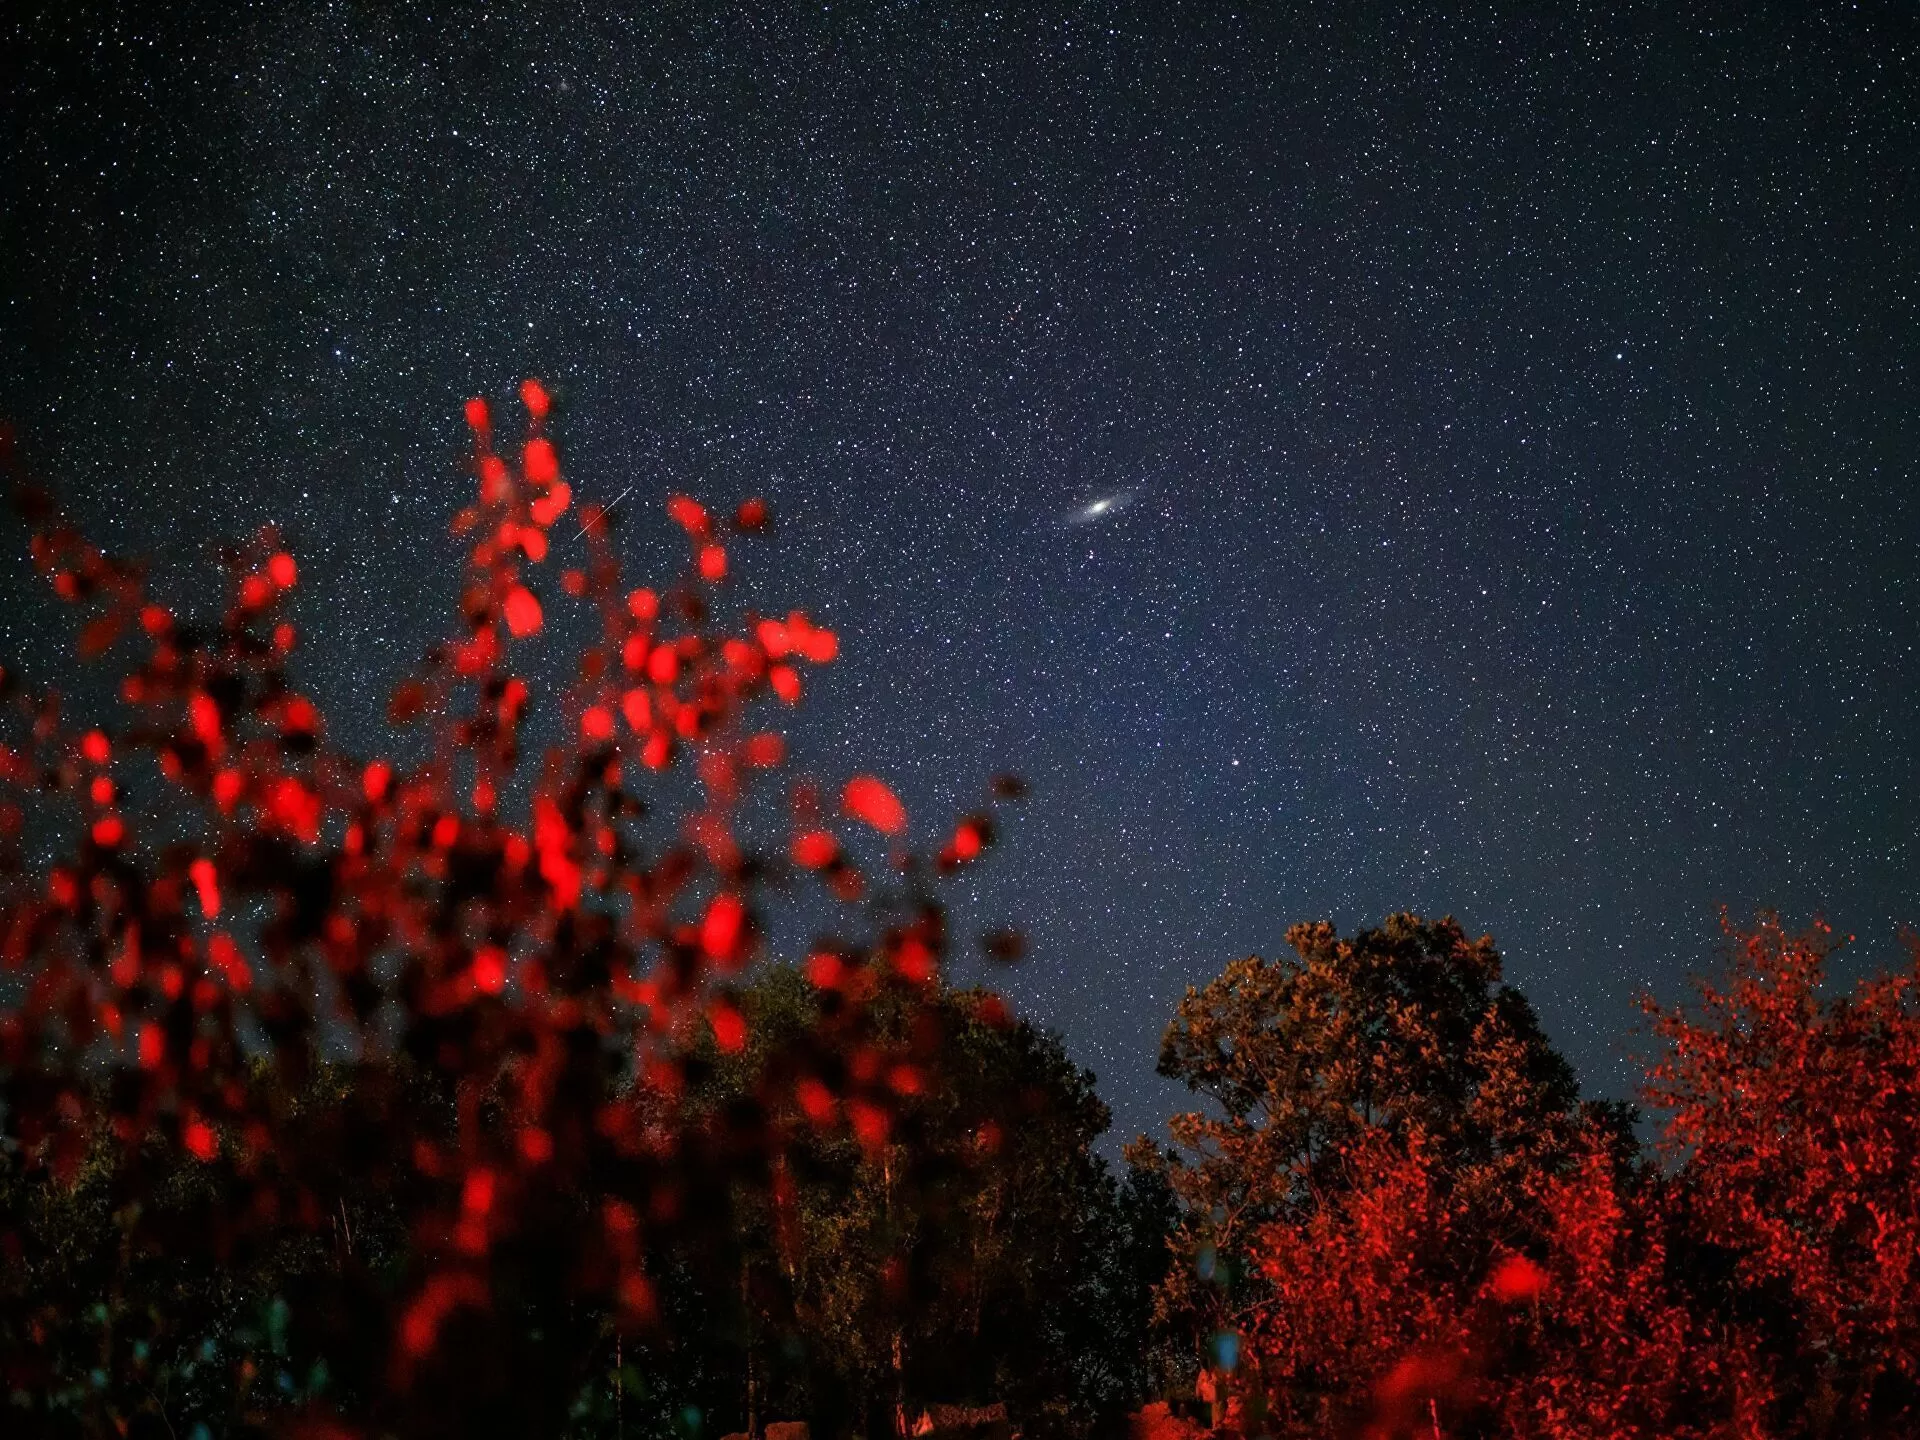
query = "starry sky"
(5, 2, 1918, 1146)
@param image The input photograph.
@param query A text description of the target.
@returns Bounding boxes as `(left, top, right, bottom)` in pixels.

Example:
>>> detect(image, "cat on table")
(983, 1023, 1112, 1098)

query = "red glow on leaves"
(190, 692, 223, 750)
(797, 1076, 836, 1125)
(523, 437, 560, 486)
(793, 830, 839, 869)
(503, 585, 543, 637)
(363, 760, 394, 803)
(848, 1099, 891, 1150)
(805, 951, 847, 990)
(190, 857, 221, 917)
(667, 494, 711, 538)
(1488, 1253, 1549, 1303)
(91, 814, 125, 848)
(843, 775, 907, 835)
(709, 1001, 748, 1054)
(520, 377, 551, 419)
(2, 393, 1046, 1433)
(702, 893, 747, 965)
(184, 1118, 217, 1161)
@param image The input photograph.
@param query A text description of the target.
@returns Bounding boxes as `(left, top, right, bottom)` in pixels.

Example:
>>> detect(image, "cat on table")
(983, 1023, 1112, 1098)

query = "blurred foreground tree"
(0, 389, 1030, 1439)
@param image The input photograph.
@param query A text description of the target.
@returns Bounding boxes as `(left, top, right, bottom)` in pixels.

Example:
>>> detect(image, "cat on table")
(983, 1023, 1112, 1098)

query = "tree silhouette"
(637, 965, 1170, 1440)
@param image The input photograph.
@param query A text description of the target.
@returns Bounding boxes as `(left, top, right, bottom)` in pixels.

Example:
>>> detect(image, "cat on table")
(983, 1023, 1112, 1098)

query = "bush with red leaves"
(0, 390, 1024, 1438)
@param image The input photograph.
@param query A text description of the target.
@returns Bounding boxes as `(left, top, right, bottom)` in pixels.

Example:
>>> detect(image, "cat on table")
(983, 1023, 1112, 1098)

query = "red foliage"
(844, 774, 908, 835)
(1644, 913, 1920, 1432)
(0, 388, 1026, 1434)
(1196, 915, 1920, 1438)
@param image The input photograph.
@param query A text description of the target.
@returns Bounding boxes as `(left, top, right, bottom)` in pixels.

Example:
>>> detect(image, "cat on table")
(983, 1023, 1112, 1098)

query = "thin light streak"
(575, 484, 636, 539)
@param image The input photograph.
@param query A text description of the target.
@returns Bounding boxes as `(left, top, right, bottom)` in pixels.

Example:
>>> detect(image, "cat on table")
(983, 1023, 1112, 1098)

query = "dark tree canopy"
(646, 966, 1171, 1440)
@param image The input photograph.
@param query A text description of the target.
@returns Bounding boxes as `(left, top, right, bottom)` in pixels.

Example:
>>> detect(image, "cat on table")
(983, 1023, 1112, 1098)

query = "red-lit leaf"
(842, 775, 906, 835)
(503, 585, 543, 637)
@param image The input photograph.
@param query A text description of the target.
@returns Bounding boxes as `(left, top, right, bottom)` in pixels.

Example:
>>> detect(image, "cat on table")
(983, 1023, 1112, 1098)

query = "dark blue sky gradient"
(5, 2, 1918, 1143)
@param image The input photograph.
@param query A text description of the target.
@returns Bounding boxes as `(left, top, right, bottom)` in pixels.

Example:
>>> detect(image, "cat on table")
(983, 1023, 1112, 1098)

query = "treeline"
(1136, 911, 1920, 1439)
(0, 970, 1173, 1439)
(9, 909, 1920, 1439)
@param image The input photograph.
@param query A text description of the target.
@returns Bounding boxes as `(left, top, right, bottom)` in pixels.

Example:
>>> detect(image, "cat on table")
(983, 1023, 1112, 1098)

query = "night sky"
(5, 3, 1918, 1147)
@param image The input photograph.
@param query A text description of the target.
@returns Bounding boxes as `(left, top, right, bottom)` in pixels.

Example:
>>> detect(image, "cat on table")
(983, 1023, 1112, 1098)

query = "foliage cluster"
(1142, 913, 1920, 1439)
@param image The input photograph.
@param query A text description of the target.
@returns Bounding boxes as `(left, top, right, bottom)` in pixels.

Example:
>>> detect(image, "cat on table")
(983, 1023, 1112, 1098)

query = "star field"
(4, 2, 1918, 1145)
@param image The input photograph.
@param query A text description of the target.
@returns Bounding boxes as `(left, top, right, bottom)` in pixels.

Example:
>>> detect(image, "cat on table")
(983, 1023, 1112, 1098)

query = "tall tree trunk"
(884, 1148, 907, 1438)
(743, 1254, 759, 1439)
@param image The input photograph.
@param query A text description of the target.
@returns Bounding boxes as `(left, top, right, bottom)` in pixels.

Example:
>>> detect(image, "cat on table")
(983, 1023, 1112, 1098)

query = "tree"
(0, 387, 1025, 1438)
(641, 965, 1171, 1440)
(1134, 914, 1630, 1434)
(1644, 914, 1920, 1436)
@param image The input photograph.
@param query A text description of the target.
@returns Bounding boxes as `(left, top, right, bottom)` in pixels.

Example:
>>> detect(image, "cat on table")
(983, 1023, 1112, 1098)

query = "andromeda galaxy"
(1062, 490, 1137, 527)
